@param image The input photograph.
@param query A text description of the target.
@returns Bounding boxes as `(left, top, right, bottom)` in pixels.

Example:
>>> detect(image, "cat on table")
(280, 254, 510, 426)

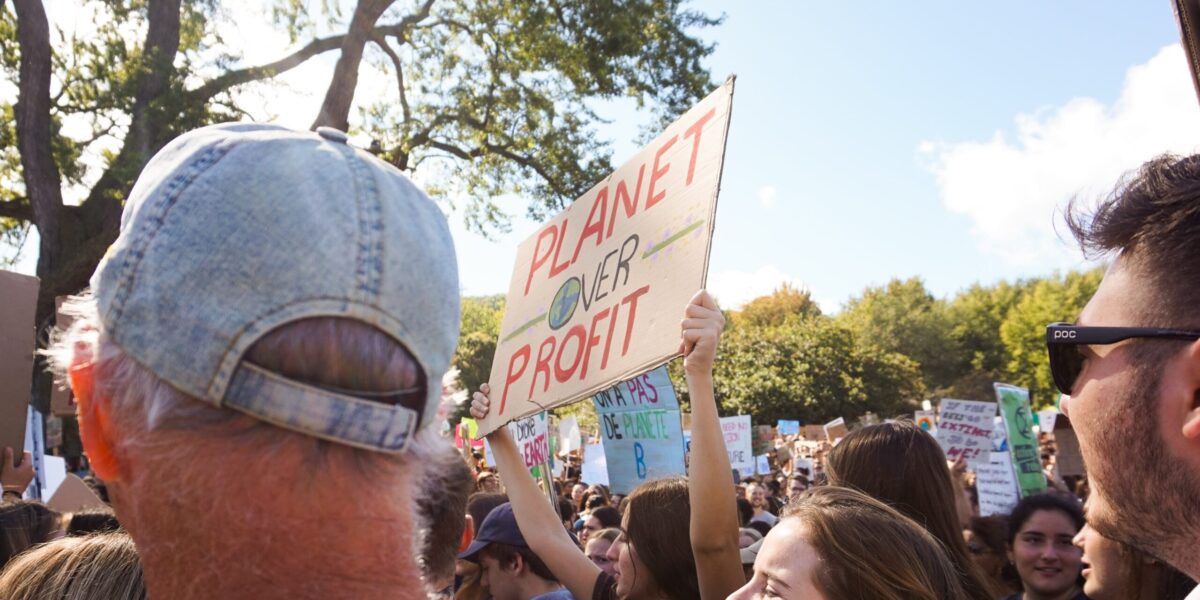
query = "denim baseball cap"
(90, 122, 460, 453)
(458, 503, 528, 561)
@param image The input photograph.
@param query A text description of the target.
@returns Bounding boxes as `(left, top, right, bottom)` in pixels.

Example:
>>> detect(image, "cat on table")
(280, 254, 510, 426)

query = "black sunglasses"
(1044, 323, 1200, 395)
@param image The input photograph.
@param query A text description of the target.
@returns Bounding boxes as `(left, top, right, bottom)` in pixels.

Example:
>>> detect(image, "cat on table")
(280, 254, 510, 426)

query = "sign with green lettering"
(994, 383, 1047, 498)
(592, 366, 686, 494)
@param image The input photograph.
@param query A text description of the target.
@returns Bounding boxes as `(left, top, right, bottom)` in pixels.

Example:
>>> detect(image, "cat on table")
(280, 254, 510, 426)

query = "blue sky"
(452, 1, 1200, 311)
(13, 1, 1200, 313)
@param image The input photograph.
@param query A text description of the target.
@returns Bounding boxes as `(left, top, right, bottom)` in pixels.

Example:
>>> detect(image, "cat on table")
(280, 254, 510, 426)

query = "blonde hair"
(782, 486, 967, 600)
(0, 532, 145, 600)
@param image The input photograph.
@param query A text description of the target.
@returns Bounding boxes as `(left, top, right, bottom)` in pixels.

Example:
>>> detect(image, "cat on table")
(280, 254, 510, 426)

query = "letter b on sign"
(634, 442, 647, 479)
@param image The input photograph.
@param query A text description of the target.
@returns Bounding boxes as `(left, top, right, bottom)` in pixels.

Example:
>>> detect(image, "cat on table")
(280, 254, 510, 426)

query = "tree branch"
(191, 0, 436, 106)
(371, 33, 409, 123)
(312, 0, 396, 131)
(79, 0, 181, 237)
(0, 199, 34, 222)
(312, 0, 436, 131)
(188, 33, 347, 102)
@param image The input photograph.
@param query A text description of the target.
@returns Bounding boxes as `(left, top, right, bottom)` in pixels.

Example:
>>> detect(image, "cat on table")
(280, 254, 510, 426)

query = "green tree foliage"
(836, 277, 961, 392)
(689, 267, 1102, 426)
(732, 282, 821, 328)
(942, 280, 1032, 400)
(706, 317, 925, 424)
(450, 294, 505, 422)
(999, 269, 1103, 407)
(1, 0, 721, 411)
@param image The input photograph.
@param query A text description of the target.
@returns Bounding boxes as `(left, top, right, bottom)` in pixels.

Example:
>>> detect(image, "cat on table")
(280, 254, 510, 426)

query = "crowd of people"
(0, 124, 1198, 599)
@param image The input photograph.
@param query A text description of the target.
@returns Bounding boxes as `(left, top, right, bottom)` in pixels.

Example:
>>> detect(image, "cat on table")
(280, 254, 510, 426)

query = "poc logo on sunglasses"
(1053, 330, 1077, 340)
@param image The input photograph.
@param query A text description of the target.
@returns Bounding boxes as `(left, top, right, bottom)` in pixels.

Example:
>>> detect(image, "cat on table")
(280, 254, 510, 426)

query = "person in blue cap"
(459, 503, 575, 600)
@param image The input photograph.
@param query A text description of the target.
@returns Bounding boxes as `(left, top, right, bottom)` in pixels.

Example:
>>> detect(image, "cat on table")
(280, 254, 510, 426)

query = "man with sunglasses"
(1046, 154, 1200, 593)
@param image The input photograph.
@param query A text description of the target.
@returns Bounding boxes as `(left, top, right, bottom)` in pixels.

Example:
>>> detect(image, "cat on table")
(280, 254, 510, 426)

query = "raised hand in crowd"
(0, 448, 34, 505)
(470, 289, 743, 600)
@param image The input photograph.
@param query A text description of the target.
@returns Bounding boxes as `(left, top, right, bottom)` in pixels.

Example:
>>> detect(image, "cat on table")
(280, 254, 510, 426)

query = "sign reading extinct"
(478, 78, 736, 435)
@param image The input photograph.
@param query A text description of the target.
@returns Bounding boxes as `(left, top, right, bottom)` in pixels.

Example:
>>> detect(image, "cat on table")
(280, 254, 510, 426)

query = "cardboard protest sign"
(479, 79, 736, 435)
(801, 425, 825, 441)
(41, 455, 67, 500)
(508, 412, 551, 477)
(990, 416, 1007, 451)
(823, 417, 848, 441)
(752, 425, 774, 456)
(558, 415, 582, 455)
(581, 442, 609, 486)
(935, 399, 997, 467)
(1, 270, 39, 459)
(591, 366, 686, 494)
(914, 410, 936, 434)
(47, 474, 106, 513)
(1054, 415, 1086, 477)
(858, 412, 879, 427)
(793, 456, 814, 478)
(1036, 410, 1058, 434)
(720, 415, 754, 476)
(995, 384, 1047, 497)
(777, 420, 800, 436)
(976, 451, 1021, 517)
(755, 454, 771, 475)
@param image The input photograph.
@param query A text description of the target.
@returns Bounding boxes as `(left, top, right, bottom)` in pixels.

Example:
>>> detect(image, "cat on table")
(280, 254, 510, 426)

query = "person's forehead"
(1020, 510, 1078, 536)
(756, 520, 817, 586)
(1078, 258, 1143, 326)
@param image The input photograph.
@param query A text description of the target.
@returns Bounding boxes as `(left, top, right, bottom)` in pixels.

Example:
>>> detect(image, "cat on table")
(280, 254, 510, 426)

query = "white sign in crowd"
(935, 399, 997, 467)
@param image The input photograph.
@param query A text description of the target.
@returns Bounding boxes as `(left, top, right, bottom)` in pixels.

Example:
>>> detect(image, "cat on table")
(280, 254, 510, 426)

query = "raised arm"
(680, 290, 746, 599)
(471, 388, 601, 599)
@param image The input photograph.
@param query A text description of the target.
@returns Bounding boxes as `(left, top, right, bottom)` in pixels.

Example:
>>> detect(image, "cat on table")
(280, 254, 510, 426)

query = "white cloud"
(920, 44, 1200, 267)
(758, 185, 777, 209)
(707, 265, 835, 312)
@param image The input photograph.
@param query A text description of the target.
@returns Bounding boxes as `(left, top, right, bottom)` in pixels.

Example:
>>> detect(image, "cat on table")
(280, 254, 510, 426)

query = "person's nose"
(1073, 527, 1087, 551)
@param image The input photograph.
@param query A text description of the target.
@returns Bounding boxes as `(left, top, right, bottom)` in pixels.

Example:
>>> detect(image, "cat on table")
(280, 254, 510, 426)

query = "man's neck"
(139, 514, 423, 600)
(123, 482, 424, 600)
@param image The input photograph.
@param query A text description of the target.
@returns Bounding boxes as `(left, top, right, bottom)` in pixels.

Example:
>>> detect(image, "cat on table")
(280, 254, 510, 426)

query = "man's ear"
(1180, 340, 1200, 442)
(69, 362, 122, 481)
(508, 552, 527, 576)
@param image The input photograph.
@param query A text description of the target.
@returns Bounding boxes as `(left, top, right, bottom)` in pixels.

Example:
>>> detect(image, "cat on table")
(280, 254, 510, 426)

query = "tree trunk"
(13, 0, 64, 413)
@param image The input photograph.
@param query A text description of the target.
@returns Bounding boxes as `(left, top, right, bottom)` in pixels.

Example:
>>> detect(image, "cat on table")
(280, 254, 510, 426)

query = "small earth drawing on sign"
(549, 277, 582, 330)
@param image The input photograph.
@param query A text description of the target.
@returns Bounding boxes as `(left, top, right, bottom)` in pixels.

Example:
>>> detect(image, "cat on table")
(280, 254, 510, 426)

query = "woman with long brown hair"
(825, 421, 997, 600)
(730, 486, 966, 600)
(469, 290, 743, 600)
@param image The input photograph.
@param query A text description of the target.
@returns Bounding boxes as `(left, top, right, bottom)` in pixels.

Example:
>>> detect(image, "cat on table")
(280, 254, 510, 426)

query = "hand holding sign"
(680, 290, 724, 376)
(1, 447, 34, 495)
